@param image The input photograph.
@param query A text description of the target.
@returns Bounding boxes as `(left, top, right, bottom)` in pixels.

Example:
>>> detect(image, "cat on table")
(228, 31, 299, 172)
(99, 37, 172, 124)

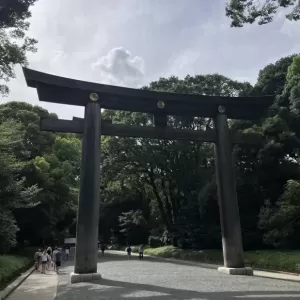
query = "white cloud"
(92, 47, 145, 87)
(280, 20, 300, 38)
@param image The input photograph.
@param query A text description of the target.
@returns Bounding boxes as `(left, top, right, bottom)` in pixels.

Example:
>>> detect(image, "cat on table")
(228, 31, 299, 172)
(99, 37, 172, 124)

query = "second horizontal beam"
(40, 118, 261, 144)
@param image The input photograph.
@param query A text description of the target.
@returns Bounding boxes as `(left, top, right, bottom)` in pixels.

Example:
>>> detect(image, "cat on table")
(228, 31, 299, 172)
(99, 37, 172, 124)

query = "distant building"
(64, 237, 76, 245)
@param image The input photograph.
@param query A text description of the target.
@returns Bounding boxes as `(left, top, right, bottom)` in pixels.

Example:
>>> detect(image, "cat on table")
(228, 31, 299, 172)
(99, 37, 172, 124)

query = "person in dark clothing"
(138, 245, 144, 260)
(54, 247, 62, 274)
(126, 246, 132, 260)
(101, 244, 105, 255)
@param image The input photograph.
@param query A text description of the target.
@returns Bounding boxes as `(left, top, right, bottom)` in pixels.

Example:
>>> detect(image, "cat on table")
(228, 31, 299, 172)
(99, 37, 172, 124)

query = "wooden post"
(74, 101, 101, 275)
(214, 105, 248, 274)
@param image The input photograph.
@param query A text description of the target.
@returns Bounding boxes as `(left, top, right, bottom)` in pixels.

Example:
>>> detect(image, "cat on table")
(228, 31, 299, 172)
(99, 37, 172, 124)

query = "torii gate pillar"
(71, 99, 102, 283)
(214, 106, 253, 275)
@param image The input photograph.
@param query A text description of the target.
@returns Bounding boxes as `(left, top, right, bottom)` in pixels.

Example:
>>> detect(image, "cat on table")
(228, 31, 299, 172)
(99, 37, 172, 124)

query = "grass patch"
(144, 246, 300, 274)
(0, 255, 32, 291)
(132, 245, 150, 253)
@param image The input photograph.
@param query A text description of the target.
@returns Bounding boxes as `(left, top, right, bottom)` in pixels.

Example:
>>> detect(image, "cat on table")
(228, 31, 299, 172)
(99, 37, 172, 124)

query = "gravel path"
(55, 252, 300, 300)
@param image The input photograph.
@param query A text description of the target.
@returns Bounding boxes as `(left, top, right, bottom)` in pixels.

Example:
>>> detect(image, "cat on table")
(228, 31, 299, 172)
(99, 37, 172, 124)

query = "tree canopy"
(0, 0, 37, 96)
(226, 0, 300, 27)
(1, 53, 300, 253)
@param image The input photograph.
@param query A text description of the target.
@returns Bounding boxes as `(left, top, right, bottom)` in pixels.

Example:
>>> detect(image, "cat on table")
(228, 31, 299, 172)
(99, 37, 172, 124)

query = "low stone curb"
(0, 267, 35, 300)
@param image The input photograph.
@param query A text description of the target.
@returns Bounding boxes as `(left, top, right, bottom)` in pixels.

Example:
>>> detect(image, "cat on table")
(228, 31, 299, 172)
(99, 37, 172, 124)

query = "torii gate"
(23, 68, 273, 282)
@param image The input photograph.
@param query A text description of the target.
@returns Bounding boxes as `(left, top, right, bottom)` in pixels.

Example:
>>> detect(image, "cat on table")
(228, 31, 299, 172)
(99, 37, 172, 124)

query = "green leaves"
(118, 210, 148, 245)
(0, 0, 38, 96)
(101, 73, 251, 248)
(0, 102, 79, 248)
(0, 210, 19, 254)
(285, 55, 300, 110)
(259, 180, 300, 248)
(226, 0, 300, 27)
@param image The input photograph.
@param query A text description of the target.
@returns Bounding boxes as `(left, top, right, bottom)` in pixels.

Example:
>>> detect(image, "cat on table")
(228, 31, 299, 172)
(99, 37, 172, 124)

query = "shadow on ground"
(55, 280, 300, 300)
(99, 251, 218, 269)
(54, 253, 300, 300)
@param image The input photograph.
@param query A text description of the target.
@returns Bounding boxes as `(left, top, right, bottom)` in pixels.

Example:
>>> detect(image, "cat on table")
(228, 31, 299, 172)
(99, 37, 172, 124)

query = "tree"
(0, 120, 40, 253)
(0, 102, 80, 246)
(253, 55, 297, 98)
(101, 74, 253, 248)
(226, 0, 300, 27)
(259, 179, 300, 248)
(0, 0, 38, 96)
(285, 55, 300, 110)
(118, 210, 148, 245)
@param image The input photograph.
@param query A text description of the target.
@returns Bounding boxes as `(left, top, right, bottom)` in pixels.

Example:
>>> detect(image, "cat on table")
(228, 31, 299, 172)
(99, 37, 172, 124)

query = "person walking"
(126, 246, 132, 260)
(52, 247, 58, 271)
(46, 246, 52, 256)
(46, 246, 52, 270)
(65, 247, 70, 261)
(54, 247, 62, 274)
(34, 249, 42, 271)
(101, 244, 105, 256)
(138, 245, 144, 260)
(41, 250, 48, 274)
(47, 251, 51, 270)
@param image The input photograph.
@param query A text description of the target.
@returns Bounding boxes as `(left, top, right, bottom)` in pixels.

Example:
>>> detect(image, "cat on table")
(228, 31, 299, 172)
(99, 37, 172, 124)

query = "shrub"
(144, 246, 300, 273)
(0, 255, 31, 290)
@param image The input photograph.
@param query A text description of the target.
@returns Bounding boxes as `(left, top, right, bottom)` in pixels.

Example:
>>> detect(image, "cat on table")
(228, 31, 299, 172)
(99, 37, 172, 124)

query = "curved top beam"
(23, 68, 274, 119)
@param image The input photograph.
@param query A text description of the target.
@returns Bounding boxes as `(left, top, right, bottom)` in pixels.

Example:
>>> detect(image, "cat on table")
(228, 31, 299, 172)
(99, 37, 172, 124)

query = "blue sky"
(3, 0, 300, 119)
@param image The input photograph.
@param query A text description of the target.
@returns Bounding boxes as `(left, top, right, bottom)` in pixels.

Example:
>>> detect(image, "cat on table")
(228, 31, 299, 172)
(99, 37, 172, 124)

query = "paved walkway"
(6, 252, 300, 300)
(108, 250, 300, 282)
(7, 269, 57, 300)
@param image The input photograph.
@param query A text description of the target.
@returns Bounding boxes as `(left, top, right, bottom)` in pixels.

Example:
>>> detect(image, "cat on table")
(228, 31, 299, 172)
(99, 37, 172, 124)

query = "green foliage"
(144, 246, 223, 264)
(118, 210, 148, 245)
(259, 180, 300, 248)
(0, 255, 31, 290)
(0, 119, 40, 253)
(144, 246, 300, 273)
(226, 0, 300, 27)
(100, 53, 300, 252)
(0, 102, 79, 248)
(148, 236, 164, 248)
(3, 53, 300, 256)
(101, 73, 252, 249)
(0, 0, 37, 96)
(0, 210, 19, 254)
(286, 55, 300, 110)
(253, 55, 297, 98)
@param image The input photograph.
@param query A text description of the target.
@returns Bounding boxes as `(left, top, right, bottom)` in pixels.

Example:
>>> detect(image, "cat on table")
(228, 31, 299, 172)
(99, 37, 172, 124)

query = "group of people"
(126, 245, 144, 260)
(34, 246, 65, 274)
(34, 243, 144, 273)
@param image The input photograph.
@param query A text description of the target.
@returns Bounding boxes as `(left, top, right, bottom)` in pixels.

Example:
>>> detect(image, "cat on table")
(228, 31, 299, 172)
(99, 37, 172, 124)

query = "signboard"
(64, 237, 76, 244)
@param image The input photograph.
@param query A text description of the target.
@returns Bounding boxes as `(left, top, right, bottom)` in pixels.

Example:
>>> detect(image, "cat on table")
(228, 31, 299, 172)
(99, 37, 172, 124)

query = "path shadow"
(55, 254, 300, 300)
(54, 277, 300, 300)
(98, 251, 218, 270)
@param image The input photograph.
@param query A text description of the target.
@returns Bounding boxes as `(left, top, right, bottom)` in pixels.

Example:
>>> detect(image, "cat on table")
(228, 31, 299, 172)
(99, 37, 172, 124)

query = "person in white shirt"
(138, 245, 144, 260)
(65, 248, 70, 260)
(52, 248, 58, 271)
(41, 250, 48, 274)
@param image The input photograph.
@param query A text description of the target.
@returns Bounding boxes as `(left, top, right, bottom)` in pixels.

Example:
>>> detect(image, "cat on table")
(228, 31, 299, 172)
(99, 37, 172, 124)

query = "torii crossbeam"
(23, 67, 273, 281)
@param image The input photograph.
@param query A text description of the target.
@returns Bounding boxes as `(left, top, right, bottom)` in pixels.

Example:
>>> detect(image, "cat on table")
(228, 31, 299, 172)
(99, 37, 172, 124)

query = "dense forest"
(1, 53, 300, 254)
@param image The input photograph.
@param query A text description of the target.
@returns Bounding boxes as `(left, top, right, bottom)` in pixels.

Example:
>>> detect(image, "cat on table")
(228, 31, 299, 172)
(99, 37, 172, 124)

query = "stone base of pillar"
(70, 272, 102, 284)
(218, 267, 253, 276)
